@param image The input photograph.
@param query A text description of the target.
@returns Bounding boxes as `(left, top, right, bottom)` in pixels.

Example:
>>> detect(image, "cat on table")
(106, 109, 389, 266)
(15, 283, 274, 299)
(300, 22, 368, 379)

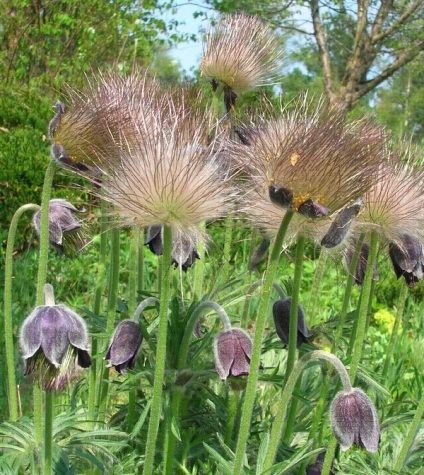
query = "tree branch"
(372, 0, 423, 44)
(309, 0, 335, 100)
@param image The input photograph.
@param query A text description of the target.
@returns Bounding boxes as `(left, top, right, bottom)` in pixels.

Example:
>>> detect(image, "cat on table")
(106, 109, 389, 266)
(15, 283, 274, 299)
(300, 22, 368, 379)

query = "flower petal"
(19, 307, 44, 358)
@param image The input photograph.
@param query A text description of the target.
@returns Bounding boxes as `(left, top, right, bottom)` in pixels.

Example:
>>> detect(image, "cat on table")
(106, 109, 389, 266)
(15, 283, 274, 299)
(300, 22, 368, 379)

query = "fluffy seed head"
(201, 14, 281, 95)
(49, 71, 161, 169)
(96, 98, 236, 245)
(357, 149, 424, 245)
(232, 101, 387, 217)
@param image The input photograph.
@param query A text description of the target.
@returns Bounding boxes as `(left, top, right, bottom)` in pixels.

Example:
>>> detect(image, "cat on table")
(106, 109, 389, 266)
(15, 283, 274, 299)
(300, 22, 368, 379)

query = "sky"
(166, 3, 207, 74)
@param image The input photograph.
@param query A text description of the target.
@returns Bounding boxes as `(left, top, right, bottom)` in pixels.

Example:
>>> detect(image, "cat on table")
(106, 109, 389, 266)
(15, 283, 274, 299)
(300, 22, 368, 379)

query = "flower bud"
(19, 285, 92, 391)
(213, 328, 252, 380)
(272, 297, 311, 347)
(330, 388, 380, 452)
(344, 241, 379, 285)
(389, 233, 424, 287)
(145, 225, 199, 271)
(32, 199, 87, 257)
(105, 320, 143, 374)
(321, 199, 363, 248)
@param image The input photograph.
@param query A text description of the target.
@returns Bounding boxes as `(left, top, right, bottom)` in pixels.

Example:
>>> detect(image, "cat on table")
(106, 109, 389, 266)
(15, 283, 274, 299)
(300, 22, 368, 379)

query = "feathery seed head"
(49, 71, 160, 170)
(232, 103, 386, 217)
(95, 98, 236, 246)
(201, 14, 281, 96)
(358, 152, 424, 245)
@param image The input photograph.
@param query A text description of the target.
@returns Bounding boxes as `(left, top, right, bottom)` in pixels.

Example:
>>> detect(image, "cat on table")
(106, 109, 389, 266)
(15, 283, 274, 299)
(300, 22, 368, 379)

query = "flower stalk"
(143, 225, 173, 475)
(233, 208, 294, 474)
(4, 203, 40, 421)
(263, 350, 352, 472)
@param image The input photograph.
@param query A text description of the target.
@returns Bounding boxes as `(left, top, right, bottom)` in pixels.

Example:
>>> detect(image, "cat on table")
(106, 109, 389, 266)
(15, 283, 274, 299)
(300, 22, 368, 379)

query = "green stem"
(305, 250, 328, 321)
(284, 235, 305, 385)
(281, 235, 306, 444)
(36, 161, 56, 305)
(233, 209, 294, 475)
(221, 214, 234, 281)
(4, 203, 40, 421)
(44, 391, 54, 475)
(381, 282, 408, 378)
(349, 230, 379, 381)
(263, 351, 351, 472)
(34, 161, 56, 449)
(321, 231, 379, 475)
(88, 200, 108, 424)
(138, 228, 145, 293)
(333, 234, 365, 351)
(165, 301, 233, 475)
(127, 230, 140, 432)
(393, 393, 424, 471)
(143, 225, 173, 475)
(129, 230, 139, 315)
(98, 227, 121, 420)
(224, 390, 240, 447)
(193, 223, 205, 300)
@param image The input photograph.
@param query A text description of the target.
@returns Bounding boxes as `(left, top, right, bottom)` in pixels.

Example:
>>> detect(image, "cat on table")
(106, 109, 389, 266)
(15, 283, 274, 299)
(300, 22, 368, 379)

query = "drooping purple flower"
(306, 451, 335, 475)
(389, 233, 424, 287)
(32, 199, 87, 257)
(213, 328, 252, 380)
(344, 241, 379, 286)
(330, 388, 380, 452)
(19, 284, 92, 391)
(272, 297, 312, 347)
(144, 225, 200, 271)
(321, 199, 363, 248)
(105, 320, 143, 374)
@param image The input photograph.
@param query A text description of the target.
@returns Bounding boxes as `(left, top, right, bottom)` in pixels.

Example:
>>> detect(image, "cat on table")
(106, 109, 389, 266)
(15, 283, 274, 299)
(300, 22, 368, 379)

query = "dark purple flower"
(306, 451, 335, 475)
(144, 225, 199, 271)
(272, 297, 311, 347)
(344, 241, 379, 285)
(213, 328, 252, 380)
(32, 199, 87, 257)
(389, 233, 424, 287)
(330, 388, 380, 452)
(19, 288, 92, 391)
(321, 199, 363, 248)
(297, 199, 330, 219)
(105, 320, 143, 374)
(269, 185, 293, 208)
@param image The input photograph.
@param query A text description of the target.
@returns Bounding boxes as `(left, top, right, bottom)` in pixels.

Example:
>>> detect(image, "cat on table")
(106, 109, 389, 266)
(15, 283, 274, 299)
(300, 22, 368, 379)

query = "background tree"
(203, 0, 424, 112)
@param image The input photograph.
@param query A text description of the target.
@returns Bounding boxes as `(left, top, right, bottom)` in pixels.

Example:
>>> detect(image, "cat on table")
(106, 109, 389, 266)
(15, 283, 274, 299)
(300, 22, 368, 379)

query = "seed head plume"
(94, 91, 237, 247)
(231, 99, 387, 219)
(49, 70, 161, 170)
(357, 145, 424, 246)
(201, 14, 281, 100)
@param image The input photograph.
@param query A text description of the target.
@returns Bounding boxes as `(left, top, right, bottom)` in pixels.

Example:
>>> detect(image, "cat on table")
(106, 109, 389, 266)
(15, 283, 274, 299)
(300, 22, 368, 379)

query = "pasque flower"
(213, 328, 252, 380)
(272, 297, 312, 347)
(105, 320, 143, 374)
(48, 71, 160, 172)
(94, 94, 236, 257)
(19, 284, 92, 391)
(231, 102, 386, 220)
(389, 233, 424, 287)
(145, 225, 200, 271)
(201, 14, 281, 109)
(357, 150, 424, 245)
(330, 388, 380, 452)
(32, 199, 87, 257)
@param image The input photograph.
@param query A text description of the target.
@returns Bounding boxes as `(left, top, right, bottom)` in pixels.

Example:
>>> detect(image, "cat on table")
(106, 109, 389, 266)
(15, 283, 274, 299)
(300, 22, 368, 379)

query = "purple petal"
(63, 306, 89, 350)
(213, 330, 235, 380)
(40, 307, 70, 367)
(106, 320, 142, 368)
(19, 307, 44, 358)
